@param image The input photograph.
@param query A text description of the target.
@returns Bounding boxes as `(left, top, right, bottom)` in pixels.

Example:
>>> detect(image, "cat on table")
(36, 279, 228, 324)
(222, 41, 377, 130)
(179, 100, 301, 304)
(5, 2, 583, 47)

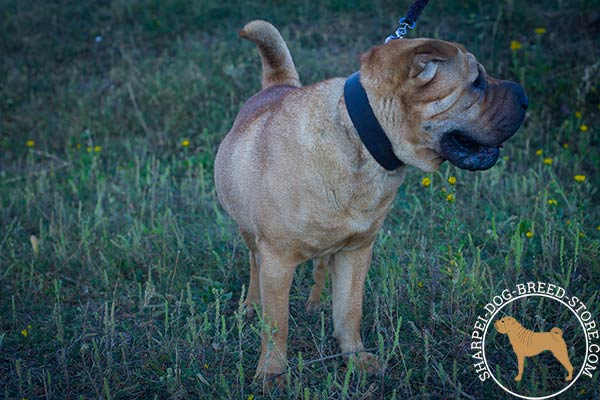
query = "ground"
(0, 0, 599, 398)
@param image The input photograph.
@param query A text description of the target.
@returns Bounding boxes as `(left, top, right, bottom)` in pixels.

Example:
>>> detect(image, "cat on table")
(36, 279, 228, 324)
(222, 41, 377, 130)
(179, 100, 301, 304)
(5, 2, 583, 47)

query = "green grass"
(1, 0, 599, 398)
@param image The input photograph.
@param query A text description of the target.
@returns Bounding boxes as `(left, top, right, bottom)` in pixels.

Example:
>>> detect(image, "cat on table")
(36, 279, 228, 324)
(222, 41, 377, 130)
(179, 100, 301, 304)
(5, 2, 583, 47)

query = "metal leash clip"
(385, 17, 417, 43)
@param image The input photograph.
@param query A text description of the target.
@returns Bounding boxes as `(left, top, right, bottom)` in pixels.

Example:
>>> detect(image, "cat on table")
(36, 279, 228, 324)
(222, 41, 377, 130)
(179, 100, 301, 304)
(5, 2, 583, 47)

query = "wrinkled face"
(494, 317, 516, 334)
(360, 38, 528, 172)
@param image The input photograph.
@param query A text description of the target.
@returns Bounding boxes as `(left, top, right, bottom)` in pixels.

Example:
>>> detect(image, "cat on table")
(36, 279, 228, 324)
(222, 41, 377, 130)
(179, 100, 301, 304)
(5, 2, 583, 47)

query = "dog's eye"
(472, 69, 486, 91)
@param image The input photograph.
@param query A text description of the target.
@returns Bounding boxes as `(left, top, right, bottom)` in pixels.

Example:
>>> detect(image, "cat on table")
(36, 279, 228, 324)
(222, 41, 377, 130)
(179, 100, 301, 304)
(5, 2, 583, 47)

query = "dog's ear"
(358, 39, 459, 94)
(409, 41, 458, 83)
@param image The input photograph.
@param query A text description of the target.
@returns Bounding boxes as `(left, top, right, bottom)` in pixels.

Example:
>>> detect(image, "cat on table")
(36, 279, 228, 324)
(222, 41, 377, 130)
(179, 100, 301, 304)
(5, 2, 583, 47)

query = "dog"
(494, 316, 574, 382)
(214, 20, 527, 388)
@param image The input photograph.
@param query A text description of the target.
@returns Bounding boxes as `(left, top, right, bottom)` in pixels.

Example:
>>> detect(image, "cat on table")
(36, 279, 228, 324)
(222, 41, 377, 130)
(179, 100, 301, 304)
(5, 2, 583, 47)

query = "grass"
(1, 0, 599, 398)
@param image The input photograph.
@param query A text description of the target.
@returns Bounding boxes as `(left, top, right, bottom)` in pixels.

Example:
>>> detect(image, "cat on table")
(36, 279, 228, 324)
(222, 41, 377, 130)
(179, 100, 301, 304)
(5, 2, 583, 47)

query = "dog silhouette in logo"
(494, 316, 573, 382)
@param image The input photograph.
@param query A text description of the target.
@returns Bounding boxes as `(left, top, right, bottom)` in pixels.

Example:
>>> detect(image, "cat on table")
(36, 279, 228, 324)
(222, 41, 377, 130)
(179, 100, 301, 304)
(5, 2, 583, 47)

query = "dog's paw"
(255, 372, 286, 393)
(305, 298, 323, 313)
(352, 352, 386, 376)
(514, 375, 522, 382)
(255, 354, 288, 393)
(240, 300, 258, 319)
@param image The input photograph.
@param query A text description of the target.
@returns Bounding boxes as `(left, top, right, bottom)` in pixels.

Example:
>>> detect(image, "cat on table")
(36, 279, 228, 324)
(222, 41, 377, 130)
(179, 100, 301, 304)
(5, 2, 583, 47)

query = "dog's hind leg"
(305, 256, 331, 313)
(254, 244, 299, 391)
(240, 231, 261, 318)
(552, 345, 574, 381)
(241, 251, 261, 318)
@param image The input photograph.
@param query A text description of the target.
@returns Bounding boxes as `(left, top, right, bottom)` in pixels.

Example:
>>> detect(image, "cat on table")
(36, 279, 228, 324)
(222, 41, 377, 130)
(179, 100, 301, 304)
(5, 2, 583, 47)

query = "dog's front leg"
(331, 242, 384, 375)
(515, 354, 525, 381)
(254, 244, 297, 390)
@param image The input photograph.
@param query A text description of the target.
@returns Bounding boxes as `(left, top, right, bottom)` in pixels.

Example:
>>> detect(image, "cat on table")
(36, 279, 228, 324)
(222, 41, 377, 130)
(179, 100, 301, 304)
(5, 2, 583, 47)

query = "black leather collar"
(343, 72, 404, 170)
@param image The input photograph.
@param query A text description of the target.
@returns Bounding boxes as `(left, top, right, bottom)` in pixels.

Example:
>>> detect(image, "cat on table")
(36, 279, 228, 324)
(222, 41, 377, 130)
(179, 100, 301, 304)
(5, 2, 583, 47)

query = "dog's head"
(359, 38, 527, 172)
(494, 316, 518, 334)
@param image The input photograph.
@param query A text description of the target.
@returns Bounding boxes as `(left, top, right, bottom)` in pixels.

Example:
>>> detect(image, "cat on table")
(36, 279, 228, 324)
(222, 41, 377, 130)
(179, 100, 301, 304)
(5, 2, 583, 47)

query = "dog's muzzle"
(440, 81, 528, 171)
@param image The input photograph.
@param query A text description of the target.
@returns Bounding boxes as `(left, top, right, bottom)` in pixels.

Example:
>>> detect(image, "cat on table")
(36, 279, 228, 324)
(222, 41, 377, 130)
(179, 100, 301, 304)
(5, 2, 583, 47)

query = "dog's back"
(508, 321, 568, 357)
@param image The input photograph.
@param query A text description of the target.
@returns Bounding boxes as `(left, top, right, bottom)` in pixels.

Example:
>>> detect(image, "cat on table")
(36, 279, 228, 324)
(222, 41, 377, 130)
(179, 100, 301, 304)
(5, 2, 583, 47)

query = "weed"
(1, 0, 599, 398)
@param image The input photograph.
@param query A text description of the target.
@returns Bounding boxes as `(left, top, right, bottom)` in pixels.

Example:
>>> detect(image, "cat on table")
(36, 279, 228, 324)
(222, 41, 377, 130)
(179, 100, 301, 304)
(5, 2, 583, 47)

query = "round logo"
(470, 282, 598, 399)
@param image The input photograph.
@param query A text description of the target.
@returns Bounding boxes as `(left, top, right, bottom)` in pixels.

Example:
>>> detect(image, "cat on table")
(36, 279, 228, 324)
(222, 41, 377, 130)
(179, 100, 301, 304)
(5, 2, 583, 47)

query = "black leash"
(405, 0, 430, 28)
(386, 0, 430, 43)
(344, 0, 430, 170)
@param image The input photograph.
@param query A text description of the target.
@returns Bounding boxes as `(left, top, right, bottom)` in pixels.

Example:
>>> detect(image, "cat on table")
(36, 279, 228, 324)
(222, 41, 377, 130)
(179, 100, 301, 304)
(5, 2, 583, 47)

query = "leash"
(344, 0, 431, 170)
(386, 0, 430, 43)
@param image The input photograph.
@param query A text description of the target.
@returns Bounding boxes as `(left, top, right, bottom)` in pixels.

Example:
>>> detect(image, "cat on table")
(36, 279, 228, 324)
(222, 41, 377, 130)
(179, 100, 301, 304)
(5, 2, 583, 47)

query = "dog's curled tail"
(551, 327, 563, 339)
(240, 20, 301, 89)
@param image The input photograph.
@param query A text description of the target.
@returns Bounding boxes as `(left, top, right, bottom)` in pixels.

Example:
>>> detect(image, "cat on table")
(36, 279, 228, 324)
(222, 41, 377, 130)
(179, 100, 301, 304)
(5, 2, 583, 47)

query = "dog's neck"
(507, 321, 536, 345)
(335, 87, 405, 180)
(343, 72, 405, 171)
(327, 82, 407, 217)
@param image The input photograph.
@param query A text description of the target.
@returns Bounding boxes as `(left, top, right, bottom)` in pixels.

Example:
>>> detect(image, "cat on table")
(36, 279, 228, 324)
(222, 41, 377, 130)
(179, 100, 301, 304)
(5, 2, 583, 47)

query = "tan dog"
(214, 20, 527, 388)
(494, 316, 574, 382)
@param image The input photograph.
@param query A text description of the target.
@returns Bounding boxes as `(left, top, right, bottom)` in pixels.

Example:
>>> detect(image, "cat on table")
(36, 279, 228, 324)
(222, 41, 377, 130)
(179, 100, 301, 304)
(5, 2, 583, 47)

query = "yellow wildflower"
(418, 281, 424, 288)
(448, 176, 457, 185)
(525, 231, 533, 238)
(94, 145, 102, 152)
(596, 226, 600, 231)
(446, 194, 454, 203)
(25, 140, 35, 147)
(575, 111, 582, 119)
(580, 124, 588, 132)
(248, 395, 254, 400)
(86, 146, 92, 153)
(574, 175, 586, 182)
(21, 329, 28, 337)
(579, 232, 585, 238)
(181, 139, 190, 147)
(563, 143, 569, 149)
(547, 199, 558, 206)
(543, 157, 553, 165)
(421, 177, 431, 187)
(535, 149, 543, 156)
(510, 40, 522, 51)
(203, 363, 209, 369)
(534, 27, 546, 35)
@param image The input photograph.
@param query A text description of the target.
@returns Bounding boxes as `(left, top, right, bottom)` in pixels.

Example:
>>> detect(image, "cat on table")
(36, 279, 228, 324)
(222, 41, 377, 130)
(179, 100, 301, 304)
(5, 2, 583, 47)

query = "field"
(1, 0, 599, 398)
